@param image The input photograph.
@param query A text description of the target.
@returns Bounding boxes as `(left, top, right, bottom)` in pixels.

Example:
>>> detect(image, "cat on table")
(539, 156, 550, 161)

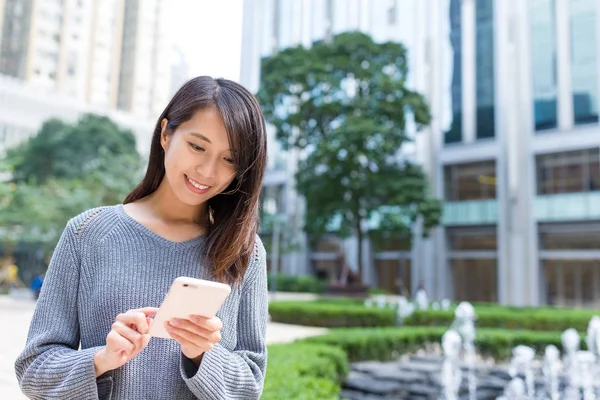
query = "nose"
(196, 157, 218, 180)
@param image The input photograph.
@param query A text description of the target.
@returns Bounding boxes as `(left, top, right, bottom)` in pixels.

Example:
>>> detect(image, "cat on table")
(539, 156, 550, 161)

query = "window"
(445, 0, 463, 144)
(447, 227, 497, 250)
(539, 223, 600, 250)
(529, 0, 558, 130)
(543, 260, 600, 307)
(444, 160, 497, 201)
(570, 0, 598, 124)
(448, 226, 498, 303)
(536, 148, 600, 194)
(452, 259, 498, 302)
(475, 0, 495, 139)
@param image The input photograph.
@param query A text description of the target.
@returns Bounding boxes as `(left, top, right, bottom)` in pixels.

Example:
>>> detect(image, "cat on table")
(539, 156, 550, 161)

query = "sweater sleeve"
(14, 219, 112, 400)
(179, 238, 268, 399)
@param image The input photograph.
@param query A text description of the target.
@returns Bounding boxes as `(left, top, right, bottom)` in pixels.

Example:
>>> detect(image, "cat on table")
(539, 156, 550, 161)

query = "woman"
(15, 76, 268, 400)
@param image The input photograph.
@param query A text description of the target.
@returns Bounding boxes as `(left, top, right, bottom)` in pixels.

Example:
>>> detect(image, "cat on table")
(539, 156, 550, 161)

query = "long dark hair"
(124, 76, 267, 283)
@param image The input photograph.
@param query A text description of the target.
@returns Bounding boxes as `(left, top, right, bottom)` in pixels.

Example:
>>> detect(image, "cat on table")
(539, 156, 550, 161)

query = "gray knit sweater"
(14, 204, 268, 400)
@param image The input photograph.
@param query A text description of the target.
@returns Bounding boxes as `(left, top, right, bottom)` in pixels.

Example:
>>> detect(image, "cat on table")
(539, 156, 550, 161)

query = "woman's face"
(161, 107, 237, 207)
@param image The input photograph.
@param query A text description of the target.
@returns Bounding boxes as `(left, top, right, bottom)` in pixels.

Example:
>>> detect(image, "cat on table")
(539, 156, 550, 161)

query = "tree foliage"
(0, 114, 144, 254)
(257, 32, 443, 279)
(6, 114, 139, 184)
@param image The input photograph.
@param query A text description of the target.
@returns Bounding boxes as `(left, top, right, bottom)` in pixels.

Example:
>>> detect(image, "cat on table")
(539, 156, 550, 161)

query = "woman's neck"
(141, 178, 207, 225)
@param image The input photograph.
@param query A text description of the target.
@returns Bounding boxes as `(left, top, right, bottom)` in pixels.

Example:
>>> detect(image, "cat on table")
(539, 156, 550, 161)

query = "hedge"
(262, 342, 348, 399)
(269, 300, 600, 331)
(267, 274, 327, 293)
(264, 326, 585, 397)
(268, 301, 396, 327)
(405, 308, 599, 332)
(301, 326, 583, 362)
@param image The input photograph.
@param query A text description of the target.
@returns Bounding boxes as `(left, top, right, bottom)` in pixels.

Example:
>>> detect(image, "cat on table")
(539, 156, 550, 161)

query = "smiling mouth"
(185, 174, 211, 192)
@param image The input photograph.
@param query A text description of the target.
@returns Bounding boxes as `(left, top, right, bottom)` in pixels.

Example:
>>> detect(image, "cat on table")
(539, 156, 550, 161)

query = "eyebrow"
(190, 132, 211, 144)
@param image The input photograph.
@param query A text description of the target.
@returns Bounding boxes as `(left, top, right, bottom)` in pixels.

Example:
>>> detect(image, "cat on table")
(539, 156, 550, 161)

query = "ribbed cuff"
(180, 344, 228, 399)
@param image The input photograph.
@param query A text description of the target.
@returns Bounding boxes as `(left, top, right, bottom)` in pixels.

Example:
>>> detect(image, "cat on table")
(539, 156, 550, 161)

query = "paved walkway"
(0, 294, 327, 399)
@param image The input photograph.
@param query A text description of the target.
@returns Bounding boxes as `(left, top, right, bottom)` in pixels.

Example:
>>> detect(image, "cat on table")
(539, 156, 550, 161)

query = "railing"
(443, 199, 498, 226)
(535, 192, 600, 221)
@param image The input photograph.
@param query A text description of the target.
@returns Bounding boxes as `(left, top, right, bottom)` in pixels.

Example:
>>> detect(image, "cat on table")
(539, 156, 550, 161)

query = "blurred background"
(2, 0, 597, 308)
(0, 0, 599, 398)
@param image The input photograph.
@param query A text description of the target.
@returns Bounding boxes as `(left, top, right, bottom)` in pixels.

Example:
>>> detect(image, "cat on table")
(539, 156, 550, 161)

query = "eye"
(188, 142, 205, 152)
(224, 157, 235, 165)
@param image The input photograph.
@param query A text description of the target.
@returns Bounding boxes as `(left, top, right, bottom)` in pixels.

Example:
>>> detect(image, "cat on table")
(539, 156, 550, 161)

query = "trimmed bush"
(405, 308, 599, 332)
(262, 342, 348, 399)
(269, 301, 396, 327)
(269, 299, 600, 331)
(301, 326, 585, 363)
(267, 273, 327, 293)
(263, 326, 587, 397)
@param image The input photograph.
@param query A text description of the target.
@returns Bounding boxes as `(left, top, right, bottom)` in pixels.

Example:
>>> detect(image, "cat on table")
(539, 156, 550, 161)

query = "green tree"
(7, 114, 139, 183)
(0, 115, 143, 254)
(257, 32, 442, 280)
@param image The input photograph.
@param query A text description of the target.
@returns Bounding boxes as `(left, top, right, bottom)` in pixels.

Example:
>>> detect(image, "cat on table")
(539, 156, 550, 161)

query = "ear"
(160, 118, 169, 150)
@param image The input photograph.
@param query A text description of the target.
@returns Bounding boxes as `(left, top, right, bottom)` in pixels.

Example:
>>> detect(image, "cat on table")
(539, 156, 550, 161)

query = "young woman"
(15, 76, 269, 400)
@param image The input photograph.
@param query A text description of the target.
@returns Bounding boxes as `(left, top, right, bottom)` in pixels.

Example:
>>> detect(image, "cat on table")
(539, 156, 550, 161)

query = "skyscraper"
(0, 0, 171, 117)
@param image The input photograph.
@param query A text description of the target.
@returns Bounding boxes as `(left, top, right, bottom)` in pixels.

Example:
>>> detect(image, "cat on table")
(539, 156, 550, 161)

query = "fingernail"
(170, 319, 181, 327)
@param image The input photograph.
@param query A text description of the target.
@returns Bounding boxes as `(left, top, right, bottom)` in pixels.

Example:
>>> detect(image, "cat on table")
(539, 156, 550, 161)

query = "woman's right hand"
(94, 307, 159, 377)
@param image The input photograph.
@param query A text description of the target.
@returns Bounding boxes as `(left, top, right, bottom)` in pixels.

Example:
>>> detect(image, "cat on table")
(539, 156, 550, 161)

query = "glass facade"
(375, 259, 412, 296)
(448, 226, 498, 303)
(529, 0, 558, 130)
(536, 148, 600, 194)
(540, 223, 600, 307)
(570, 0, 598, 125)
(475, 0, 495, 139)
(444, 160, 497, 201)
(540, 223, 600, 250)
(445, 0, 463, 144)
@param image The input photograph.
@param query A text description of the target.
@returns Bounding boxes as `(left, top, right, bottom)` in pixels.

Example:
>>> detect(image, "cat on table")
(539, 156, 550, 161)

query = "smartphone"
(149, 277, 231, 339)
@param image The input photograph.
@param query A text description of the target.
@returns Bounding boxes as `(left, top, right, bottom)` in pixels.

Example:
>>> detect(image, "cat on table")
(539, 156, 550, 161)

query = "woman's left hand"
(165, 315, 223, 365)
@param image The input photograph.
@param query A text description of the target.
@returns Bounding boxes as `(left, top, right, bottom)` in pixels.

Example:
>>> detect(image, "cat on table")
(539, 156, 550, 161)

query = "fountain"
(498, 377, 526, 400)
(542, 345, 561, 400)
(453, 302, 477, 400)
(415, 287, 429, 310)
(441, 330, 463, 400)
(508, 345, 536, 398)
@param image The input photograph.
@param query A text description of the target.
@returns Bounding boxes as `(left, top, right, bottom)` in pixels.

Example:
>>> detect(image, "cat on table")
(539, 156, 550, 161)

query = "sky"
(169, 0, 244, 82)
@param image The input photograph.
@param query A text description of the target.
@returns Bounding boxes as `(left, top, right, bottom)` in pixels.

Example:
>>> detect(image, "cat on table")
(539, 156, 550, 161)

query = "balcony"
(443, 200, 498, 226)
(535, 192, 600, 222)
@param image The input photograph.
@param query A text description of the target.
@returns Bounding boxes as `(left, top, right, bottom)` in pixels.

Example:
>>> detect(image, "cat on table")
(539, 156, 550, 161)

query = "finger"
(168, 328, 208, 351)
(112, 321, 144, 350)
(107, 330, 135, 357)
(171, 319, 222, 343)
(132, 307, 159, 317)
(117, 311, 149, 334)
(190, 316, 223, 332)
(169, 318, 207, 337)
(166, 322, 207, 344)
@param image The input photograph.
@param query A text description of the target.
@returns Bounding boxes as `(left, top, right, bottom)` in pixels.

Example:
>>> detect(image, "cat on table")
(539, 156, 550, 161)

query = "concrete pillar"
(462, 0, 477, 144)
(556, 0, 574, 131)
(494, 0, 510, 305)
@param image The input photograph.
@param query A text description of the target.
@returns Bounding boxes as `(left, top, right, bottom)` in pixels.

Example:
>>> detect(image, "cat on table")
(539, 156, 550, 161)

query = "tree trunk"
(355, 216, 363, 284)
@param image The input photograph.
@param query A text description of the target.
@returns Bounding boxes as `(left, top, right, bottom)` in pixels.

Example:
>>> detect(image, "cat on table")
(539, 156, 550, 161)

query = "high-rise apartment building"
(0, 0, 171, 117)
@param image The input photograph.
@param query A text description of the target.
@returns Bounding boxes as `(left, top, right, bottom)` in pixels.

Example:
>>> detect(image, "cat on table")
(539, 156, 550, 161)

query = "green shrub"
(269, 301, 397, 327)
(405, 308, 599, 332)
(302, 326, 584, 363)
(269, 299, 600, 331)
(262, 342, 348, 400)
(267, 274, 327, 293)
